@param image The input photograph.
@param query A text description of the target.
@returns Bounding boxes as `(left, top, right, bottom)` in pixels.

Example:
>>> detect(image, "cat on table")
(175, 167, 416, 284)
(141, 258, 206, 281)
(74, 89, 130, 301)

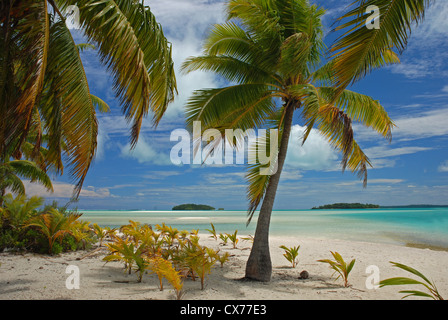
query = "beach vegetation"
(24, 208, 83, 254)
(241, 234, 255, 243)
(379, 262, 444, 300)
(0, 193, 95, 253)
(149, 255, 184, 298)
(206, 223, 218, 240)
(92, 223, 116, 247)
(227, 230, 239, 249)
(216, 251, 231, 268)
(318, 251, 356, 287)
(181, 0, 400, 282)
(280, 245, 300, 268)
(103, 220, 228, 293)
(177, 237, 219, 290)
(219, 233, 229, 245)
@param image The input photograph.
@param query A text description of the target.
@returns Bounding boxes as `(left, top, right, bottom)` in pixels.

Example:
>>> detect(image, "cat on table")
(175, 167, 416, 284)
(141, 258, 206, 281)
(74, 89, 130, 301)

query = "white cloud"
(120, 136, 172, 165)
(354, 107, 448, 142)
(364, 146, 433, 159)
(413, 2, 448, 42)
(145, 0, 227, 120)
(438, 160, 448, 172)
(143, 171, 183, 179)
(203, 172, 245, 185)
(285, 125, 339, 171)
(389, 2, 448, 79)
(23, 181, 111, 199)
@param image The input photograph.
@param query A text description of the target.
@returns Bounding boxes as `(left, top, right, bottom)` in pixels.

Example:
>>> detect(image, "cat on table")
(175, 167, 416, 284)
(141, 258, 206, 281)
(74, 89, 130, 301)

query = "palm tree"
(182, 0, 395, 282)
(330, 0, 433, 95)
(0, 0, 177, 198)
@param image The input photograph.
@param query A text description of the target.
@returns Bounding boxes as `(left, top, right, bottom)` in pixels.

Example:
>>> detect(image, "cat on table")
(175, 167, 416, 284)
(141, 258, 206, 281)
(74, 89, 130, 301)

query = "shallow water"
(79, 207, 448, 248)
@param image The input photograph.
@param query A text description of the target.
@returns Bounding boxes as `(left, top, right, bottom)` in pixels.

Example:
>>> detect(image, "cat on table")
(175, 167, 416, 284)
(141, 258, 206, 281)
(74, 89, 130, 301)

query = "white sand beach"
(0, 234, 447, 300)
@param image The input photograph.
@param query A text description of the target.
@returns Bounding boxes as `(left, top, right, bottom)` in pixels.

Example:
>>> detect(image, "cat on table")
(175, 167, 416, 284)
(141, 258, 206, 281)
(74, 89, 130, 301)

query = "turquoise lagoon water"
(79, 207, 448, 248)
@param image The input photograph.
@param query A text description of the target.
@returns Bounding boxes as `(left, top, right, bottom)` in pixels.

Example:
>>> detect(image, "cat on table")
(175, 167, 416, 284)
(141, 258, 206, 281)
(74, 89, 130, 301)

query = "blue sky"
(25, 0, 448, 210)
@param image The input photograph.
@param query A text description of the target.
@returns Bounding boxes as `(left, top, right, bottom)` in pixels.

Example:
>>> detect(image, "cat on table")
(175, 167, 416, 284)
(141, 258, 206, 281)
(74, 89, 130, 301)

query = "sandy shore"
(1, 234, 447, 300)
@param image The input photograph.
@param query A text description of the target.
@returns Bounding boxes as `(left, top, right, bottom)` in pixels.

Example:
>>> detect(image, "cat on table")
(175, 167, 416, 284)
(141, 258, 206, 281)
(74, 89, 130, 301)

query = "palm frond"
(6, 160, 53, 193)
(330, 0, 431, 93)
(318, 86, 395, 140)
(184, 84, 278, 132)
(55, 0, 176, 147)
(0, 0, 50, 158)
(90, 94, 111, 113)
(39, 20, 97, 198)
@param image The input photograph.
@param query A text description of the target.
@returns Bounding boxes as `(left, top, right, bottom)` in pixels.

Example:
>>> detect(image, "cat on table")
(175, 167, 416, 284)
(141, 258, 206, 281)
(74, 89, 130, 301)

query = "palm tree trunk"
(245, 102, 296, 282)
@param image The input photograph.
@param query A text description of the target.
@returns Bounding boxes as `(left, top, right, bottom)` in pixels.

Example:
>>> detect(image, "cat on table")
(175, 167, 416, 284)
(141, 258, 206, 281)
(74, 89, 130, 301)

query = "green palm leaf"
(330, 0, 432, 93)
(379, 261, 444, 300)
(56, 0, 177, 146)
(39, 19, 97, 197)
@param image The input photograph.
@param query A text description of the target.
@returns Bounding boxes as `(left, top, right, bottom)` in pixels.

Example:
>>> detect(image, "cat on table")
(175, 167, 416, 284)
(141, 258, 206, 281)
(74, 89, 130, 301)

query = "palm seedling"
(226, 230, 239, 249)
(149, 255, 184, 299)
(279, 245, 300, 268)
(379, 262, 444, 300)
(318, 251, 356, 287)
(215, 251, 231, 268)
(206, 223, 218, 240)
(92, 223, 107, 247)
(219, 233, 229, 245)
(180, 239, 218, 290)
(103, 237, 149, 281)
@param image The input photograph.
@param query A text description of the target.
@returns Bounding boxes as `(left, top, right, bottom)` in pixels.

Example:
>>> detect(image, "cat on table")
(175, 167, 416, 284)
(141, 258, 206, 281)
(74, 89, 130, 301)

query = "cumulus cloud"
(120, 136, 172, 165)
(145, 0, 227, 120)
(285, 125, 339, 171)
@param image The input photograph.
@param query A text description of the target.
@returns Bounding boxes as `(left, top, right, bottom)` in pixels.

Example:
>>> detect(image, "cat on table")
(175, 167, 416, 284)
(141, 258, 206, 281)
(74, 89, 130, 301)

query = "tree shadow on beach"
(0, 278, 37, 297)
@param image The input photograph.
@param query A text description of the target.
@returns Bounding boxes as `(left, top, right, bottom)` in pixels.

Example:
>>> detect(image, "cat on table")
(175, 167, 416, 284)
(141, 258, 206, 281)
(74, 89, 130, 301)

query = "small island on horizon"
(311, 203, 448, 210)
(172, 203, 217, 210)
(312, 203, 380, 209)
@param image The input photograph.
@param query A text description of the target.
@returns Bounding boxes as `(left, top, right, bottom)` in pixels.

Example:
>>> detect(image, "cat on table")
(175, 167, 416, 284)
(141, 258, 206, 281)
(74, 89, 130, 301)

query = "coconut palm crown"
(0, 0, 177, 198)
(182, 0, 397, 282)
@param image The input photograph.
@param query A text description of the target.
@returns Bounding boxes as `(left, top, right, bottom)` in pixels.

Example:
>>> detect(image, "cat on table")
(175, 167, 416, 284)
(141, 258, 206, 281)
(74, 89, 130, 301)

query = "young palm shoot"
(318, 251, 356, 287)
(206, 223, 218, 240)
(280, 245, 300, 268)
(379, 262, 444, 300)
(219, 233, 229, 245)
(227, 230, 239, 249)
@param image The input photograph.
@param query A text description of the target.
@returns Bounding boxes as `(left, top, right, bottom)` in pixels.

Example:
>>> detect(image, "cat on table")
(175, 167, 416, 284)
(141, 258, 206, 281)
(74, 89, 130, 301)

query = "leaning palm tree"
(182, 0, 396, 281)
(0, 0, 177, 198)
